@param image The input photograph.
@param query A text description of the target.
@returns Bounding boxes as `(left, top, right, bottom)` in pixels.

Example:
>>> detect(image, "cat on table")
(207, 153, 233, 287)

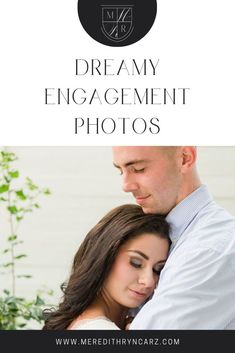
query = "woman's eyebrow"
(127, 250, 149, 260)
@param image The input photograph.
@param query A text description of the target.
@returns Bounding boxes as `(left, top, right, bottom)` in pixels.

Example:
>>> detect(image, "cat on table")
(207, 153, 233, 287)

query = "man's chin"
(141, 206, 156, 214)
(141, 205, 165, 215)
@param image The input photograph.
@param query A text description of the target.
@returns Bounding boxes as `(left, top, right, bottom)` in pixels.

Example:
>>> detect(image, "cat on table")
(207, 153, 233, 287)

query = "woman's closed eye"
(130, 259, 165, 274)
(153, 265, 165, 276)
(129, 258, 143, 268)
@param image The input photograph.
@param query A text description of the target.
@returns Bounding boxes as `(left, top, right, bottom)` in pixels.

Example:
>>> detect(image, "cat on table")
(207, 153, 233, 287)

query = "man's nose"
(122, 174, 138, 193)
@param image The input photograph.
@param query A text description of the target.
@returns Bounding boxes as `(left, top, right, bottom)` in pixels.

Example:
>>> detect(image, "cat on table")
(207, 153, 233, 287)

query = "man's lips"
(134, 195, 151, 203)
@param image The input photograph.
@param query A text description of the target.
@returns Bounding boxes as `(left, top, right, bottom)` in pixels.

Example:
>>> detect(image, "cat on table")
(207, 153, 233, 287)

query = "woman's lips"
(129, 288, 148, 298)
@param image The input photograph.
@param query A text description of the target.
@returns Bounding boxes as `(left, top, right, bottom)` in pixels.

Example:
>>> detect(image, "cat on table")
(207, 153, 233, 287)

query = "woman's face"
(102, 233, 169, 308)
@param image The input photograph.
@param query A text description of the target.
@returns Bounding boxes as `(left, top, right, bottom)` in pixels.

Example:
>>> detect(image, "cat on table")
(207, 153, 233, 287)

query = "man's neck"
(176, 175, 202, 206)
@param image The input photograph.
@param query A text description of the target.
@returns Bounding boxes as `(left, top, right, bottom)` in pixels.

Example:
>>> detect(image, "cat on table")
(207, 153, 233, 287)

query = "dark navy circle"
(77, 0, 157, 47)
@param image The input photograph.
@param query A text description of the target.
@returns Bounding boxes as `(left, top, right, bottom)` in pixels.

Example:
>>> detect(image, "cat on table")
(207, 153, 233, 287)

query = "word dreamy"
(75, 58, 160, 76)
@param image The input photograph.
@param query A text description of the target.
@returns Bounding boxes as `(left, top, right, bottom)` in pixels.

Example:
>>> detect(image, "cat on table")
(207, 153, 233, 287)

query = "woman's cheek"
(111, 260, 135, 283)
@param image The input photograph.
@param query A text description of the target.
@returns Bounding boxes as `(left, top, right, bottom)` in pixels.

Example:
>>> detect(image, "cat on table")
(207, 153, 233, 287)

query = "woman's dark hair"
(42, 204, 170, 330)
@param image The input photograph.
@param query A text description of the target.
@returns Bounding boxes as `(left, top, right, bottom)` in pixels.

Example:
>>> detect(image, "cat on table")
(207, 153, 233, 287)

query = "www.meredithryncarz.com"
(55, 337, 180, 346)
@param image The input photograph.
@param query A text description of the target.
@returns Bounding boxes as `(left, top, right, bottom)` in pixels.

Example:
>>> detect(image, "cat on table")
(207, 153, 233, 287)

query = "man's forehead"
(112, 146, 162, 165)
(112, 146, 162, 157)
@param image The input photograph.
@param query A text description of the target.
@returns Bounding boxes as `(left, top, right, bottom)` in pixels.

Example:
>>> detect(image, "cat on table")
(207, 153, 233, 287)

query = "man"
(112, 146, 235, 329)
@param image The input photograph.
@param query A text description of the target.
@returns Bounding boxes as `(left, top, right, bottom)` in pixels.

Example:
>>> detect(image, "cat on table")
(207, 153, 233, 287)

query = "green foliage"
(0, 290, 49, 330)
(0, 149, 52, 329)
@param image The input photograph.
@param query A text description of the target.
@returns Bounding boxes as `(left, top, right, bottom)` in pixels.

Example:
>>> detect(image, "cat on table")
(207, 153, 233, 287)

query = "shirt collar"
(166, 185, 213, 246)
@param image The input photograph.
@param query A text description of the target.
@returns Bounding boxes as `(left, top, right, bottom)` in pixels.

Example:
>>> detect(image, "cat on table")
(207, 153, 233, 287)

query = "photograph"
(1, 146, 235, 335)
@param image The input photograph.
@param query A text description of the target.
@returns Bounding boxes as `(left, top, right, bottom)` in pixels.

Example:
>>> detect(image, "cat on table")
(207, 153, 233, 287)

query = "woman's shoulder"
(71, 316, 120, 330)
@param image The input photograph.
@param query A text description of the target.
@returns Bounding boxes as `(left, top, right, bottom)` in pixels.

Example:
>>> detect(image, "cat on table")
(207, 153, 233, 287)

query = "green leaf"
(43, 188, 51, 195)
(14, 254, 27, 260)
(17, 275, 32, 279)
(3, 289, 10, 295)
(4, 175, 11, 183)
(3, 262, 13, 268)
(26, 177, 38, 191)
(0, 184, 9, 194)
(9, 170, 19, 179)
(0, 196, 7, 201)
(0, 151, 17, 163)
(16, 216, 24, 222)
(8, 235, 17, 242)
(7, 206, 18, 214)
(15, 190, 27, 200)
(35, 296, 45, 306)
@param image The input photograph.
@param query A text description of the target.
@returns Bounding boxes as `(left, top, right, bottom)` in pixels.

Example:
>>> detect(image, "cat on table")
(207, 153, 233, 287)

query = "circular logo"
(77, 0, 157, 47)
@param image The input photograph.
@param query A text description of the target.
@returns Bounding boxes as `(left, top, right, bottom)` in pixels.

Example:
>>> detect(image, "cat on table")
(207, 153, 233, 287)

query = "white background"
(1, 0, 235, 145)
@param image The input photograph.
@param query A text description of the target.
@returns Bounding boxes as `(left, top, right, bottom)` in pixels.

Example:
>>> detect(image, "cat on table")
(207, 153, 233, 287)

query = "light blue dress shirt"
(130, 185, 235, 329)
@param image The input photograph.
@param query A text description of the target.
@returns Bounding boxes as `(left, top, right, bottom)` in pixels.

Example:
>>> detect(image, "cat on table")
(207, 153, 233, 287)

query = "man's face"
(112, 147, 182, 215)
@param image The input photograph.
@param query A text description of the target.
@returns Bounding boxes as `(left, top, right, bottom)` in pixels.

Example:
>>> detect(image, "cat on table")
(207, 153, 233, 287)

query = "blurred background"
(0, 147, 235, 311)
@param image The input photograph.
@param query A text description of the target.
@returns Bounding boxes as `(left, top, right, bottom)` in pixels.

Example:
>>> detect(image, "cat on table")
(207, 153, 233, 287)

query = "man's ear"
(181, 147, 197, 173)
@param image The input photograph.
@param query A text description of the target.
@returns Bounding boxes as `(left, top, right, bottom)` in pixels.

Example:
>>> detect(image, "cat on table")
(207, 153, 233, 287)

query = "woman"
(43, 204, 170, 330)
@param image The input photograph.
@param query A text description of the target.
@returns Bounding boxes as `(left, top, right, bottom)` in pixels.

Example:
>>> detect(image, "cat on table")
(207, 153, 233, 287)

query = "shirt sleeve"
(129, 245, 235, 329)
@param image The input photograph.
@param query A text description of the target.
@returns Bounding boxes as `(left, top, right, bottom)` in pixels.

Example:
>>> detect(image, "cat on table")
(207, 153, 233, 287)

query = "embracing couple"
(43, 147, 235, 330)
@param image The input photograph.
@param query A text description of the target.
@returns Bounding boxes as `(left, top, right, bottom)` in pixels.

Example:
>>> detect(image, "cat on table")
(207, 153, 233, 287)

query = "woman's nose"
(138, 270, 156, 289)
